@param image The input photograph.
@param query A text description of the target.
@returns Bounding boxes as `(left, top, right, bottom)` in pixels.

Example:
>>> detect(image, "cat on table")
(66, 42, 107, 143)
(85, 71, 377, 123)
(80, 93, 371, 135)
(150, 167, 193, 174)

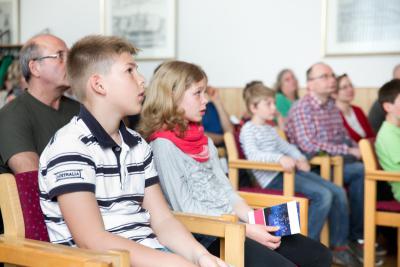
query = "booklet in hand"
(248, 201, 300, 236)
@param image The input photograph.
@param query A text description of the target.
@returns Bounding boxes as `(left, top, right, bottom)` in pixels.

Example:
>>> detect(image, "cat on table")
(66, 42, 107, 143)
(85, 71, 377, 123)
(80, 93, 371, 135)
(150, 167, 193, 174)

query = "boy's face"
(178, 78, 208, 122)
(102, 52, 145, 116)
(250, 96, 276, 121)
(384, 94, 400, 121)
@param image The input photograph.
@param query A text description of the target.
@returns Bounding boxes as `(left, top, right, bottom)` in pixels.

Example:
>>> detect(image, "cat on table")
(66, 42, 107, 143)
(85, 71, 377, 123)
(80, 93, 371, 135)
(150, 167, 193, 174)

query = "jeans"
(342, 161, 364, 241)
(266, 170, 350, 247)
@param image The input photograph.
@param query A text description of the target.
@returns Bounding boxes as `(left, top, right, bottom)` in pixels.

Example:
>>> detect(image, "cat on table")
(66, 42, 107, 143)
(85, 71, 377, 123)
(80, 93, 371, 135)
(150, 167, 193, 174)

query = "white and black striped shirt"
(39, 106, 163, 249)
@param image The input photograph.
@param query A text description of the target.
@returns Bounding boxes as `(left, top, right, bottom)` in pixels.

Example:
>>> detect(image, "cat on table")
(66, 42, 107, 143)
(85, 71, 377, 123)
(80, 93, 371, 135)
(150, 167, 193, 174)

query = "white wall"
(20, 0, 400, 88)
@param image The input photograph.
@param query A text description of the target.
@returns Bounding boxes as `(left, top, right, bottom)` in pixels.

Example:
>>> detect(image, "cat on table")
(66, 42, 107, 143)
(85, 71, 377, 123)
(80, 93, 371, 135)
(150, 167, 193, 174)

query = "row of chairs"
(223, 130, 400, 267)
(0, 170, 308, 267)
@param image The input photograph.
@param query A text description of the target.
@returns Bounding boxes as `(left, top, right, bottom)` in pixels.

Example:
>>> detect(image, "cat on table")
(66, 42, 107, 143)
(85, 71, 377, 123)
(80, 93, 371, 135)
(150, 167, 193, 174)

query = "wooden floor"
(332, 254, 396, 267)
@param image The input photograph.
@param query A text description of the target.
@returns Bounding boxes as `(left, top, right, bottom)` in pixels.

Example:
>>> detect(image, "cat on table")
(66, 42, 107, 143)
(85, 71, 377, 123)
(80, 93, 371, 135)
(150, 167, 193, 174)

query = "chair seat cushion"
(376, 200, 400, 212)
(239, 187, 306, 198)
(15, 171, 50, 242)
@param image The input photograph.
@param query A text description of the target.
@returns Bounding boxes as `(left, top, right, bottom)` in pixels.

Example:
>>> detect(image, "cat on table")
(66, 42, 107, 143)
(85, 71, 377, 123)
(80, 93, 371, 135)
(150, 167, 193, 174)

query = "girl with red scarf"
(139, 61, 331, 267)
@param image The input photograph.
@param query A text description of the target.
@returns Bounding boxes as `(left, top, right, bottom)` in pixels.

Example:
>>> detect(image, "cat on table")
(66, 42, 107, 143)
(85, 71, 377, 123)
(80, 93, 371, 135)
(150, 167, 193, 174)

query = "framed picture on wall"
(322, 0, 400, 56)
(101, 0, 177, 60)
(0, 0, 19, 45)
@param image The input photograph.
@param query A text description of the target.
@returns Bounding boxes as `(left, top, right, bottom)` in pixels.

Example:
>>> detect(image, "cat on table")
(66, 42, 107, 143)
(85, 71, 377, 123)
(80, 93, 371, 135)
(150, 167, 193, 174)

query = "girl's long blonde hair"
(138, 61, 207, 140)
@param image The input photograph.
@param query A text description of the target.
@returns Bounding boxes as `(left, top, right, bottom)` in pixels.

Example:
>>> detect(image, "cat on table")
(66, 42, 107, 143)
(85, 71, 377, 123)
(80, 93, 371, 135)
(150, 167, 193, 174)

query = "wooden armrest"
(174, 212, 244, 237)
(229, 159, 285, 172)
(309, 156, 331, 181)
(330, 156, 343, 166)
(238, 192, 308, 235)
(0, 236, 129, 267)
(228, 159, 295, 196)
(366, 170, 400, 182)
(174, 213, 245, 267)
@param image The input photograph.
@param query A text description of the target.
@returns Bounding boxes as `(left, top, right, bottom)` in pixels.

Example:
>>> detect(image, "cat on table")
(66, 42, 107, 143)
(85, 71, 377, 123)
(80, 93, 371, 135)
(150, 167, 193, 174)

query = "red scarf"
(149, 123, 210, 162)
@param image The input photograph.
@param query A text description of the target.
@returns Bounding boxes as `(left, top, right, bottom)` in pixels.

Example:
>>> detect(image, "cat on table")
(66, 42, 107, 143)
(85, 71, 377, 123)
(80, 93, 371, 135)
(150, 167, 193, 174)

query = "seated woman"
(333, 74, 375, 142)
(274, 69, 299, 125)
(139, 60, 332, 267)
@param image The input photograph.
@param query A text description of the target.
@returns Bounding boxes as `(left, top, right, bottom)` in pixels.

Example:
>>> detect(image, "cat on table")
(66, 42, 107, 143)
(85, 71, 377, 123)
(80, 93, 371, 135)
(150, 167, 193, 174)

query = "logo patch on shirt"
(55, 169, 83, 182)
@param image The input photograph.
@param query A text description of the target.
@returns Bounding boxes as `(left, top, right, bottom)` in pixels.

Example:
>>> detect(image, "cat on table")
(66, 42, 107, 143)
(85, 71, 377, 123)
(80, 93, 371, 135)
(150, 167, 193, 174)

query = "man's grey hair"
(19, 42, 42, 82)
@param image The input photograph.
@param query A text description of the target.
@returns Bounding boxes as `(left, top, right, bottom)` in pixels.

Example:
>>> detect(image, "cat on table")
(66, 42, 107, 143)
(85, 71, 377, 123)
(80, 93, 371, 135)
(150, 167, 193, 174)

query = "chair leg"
(397, 228, 400, 267)
(320, 222, 329, 247)
(364, 178, 376, 267)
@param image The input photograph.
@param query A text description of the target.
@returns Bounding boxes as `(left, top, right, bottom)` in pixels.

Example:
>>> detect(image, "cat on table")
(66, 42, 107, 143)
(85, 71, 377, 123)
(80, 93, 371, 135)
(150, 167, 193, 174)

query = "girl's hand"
(197, 253, 229, 267)
(296, 159, 310, 172)
(246, 224, 282, 250)
(279, 156, 296, 172)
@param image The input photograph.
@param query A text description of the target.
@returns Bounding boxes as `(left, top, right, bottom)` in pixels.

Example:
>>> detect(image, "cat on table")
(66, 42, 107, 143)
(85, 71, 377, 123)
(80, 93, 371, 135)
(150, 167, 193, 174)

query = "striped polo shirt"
(39, 106, 163, 249)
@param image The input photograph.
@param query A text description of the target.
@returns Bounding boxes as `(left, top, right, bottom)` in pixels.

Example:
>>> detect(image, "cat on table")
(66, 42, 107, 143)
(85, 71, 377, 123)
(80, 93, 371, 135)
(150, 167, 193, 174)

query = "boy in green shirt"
(375, 79, 400, 201)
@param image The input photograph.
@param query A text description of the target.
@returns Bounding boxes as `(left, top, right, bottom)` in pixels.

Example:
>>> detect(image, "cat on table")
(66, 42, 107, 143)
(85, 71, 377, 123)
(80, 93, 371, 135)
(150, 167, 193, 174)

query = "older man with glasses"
(284, 62, 385, 266)
(0, 34, 80, 175)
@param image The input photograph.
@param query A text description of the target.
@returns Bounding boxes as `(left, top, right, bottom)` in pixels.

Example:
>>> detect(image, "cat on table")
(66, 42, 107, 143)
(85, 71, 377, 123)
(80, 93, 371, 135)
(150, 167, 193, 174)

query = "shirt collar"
(308, 92, 335, 109)
(78, 105, 141, 148)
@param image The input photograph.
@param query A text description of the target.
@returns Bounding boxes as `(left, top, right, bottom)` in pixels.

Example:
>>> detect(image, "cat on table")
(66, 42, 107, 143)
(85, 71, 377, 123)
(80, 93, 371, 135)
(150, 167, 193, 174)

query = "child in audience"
(139, 60, 332, 267)
(239, 83, 358, 266)
(38, 35, 227, 267)
(375, 79, 400, 201)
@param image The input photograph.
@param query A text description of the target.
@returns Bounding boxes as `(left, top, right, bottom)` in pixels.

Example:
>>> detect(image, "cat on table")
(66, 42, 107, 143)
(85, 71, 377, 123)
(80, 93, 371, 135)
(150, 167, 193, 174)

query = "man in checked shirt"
(285, 62, 382, 265)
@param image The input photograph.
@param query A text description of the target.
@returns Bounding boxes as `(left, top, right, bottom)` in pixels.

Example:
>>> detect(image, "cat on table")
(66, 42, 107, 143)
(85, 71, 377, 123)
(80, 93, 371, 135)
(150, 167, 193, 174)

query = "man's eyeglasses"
(32, 51, 66, 62)
(308, 73, 336, 81)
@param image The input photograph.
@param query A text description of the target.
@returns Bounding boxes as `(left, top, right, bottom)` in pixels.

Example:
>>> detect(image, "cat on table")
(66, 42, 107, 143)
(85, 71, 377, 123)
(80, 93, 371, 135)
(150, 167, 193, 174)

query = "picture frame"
(322, 0, 400, 56)
(101, 0, 177, 60)
(0, 0, 19, 45)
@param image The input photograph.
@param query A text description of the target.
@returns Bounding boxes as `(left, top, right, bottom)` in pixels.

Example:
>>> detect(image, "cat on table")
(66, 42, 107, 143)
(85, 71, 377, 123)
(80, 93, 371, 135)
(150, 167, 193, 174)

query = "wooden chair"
(224, 131, 295, 196)
(225, 130, 341, 246)
(359, 139, 400, 267)
(277, 129, 344, 245)
(0, 173, 246, 267)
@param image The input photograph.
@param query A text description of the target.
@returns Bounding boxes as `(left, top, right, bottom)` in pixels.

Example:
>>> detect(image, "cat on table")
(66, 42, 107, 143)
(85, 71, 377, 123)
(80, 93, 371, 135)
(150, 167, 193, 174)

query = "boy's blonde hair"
(243, 83, 275, 114)
(139, 60, 207, 139)
(67, 35, 138, 101)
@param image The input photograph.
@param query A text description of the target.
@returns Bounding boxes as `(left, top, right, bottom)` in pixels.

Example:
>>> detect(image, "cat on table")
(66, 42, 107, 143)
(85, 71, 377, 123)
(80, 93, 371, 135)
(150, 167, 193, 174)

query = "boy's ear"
(382, 102, 392, 113)
(249, 103, 257, 114)
(88, 74, 106, 96)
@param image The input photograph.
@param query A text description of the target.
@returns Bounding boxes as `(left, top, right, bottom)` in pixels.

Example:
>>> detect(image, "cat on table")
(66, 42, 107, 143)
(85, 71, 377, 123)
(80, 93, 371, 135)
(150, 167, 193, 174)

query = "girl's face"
(336, 76, 355, 103)
(178, 78, 208, 122)
(281, 71, 298, 94)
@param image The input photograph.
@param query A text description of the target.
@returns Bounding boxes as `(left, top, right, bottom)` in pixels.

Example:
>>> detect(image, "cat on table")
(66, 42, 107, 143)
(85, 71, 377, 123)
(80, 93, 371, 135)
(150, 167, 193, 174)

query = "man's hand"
(279, 155, 296, 172)
(206, 87, 221, 104)
(348, 147, 361, 159)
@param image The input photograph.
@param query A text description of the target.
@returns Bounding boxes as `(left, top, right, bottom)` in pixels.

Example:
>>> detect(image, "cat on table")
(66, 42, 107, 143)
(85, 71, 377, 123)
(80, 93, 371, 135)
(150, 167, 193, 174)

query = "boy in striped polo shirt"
(38, 35, 226, 267)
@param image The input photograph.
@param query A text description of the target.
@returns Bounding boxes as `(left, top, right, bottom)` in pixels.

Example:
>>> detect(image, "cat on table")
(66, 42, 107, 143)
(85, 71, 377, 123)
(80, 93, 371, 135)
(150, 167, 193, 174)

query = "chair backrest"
(0, 172, 49, 241)
(359, 139, 378, 172)
(224, 132, 239, 161)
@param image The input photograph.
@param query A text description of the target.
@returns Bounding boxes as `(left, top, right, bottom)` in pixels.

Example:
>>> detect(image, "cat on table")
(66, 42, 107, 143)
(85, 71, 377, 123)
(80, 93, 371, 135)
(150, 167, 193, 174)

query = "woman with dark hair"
(333, 74, 375, 142)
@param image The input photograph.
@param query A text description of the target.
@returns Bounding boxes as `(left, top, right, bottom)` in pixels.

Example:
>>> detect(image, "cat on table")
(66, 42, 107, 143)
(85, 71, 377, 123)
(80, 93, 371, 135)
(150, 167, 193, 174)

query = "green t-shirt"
(375, 121, 400, 201)
(275, 92, 295, 118)
(0, 91, 80, 173)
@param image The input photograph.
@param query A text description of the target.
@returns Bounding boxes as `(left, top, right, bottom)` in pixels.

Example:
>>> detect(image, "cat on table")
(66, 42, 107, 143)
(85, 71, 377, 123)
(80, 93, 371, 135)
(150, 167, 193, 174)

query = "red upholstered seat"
(14, 171, 49, 241)
(376, 200, 400, 212)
